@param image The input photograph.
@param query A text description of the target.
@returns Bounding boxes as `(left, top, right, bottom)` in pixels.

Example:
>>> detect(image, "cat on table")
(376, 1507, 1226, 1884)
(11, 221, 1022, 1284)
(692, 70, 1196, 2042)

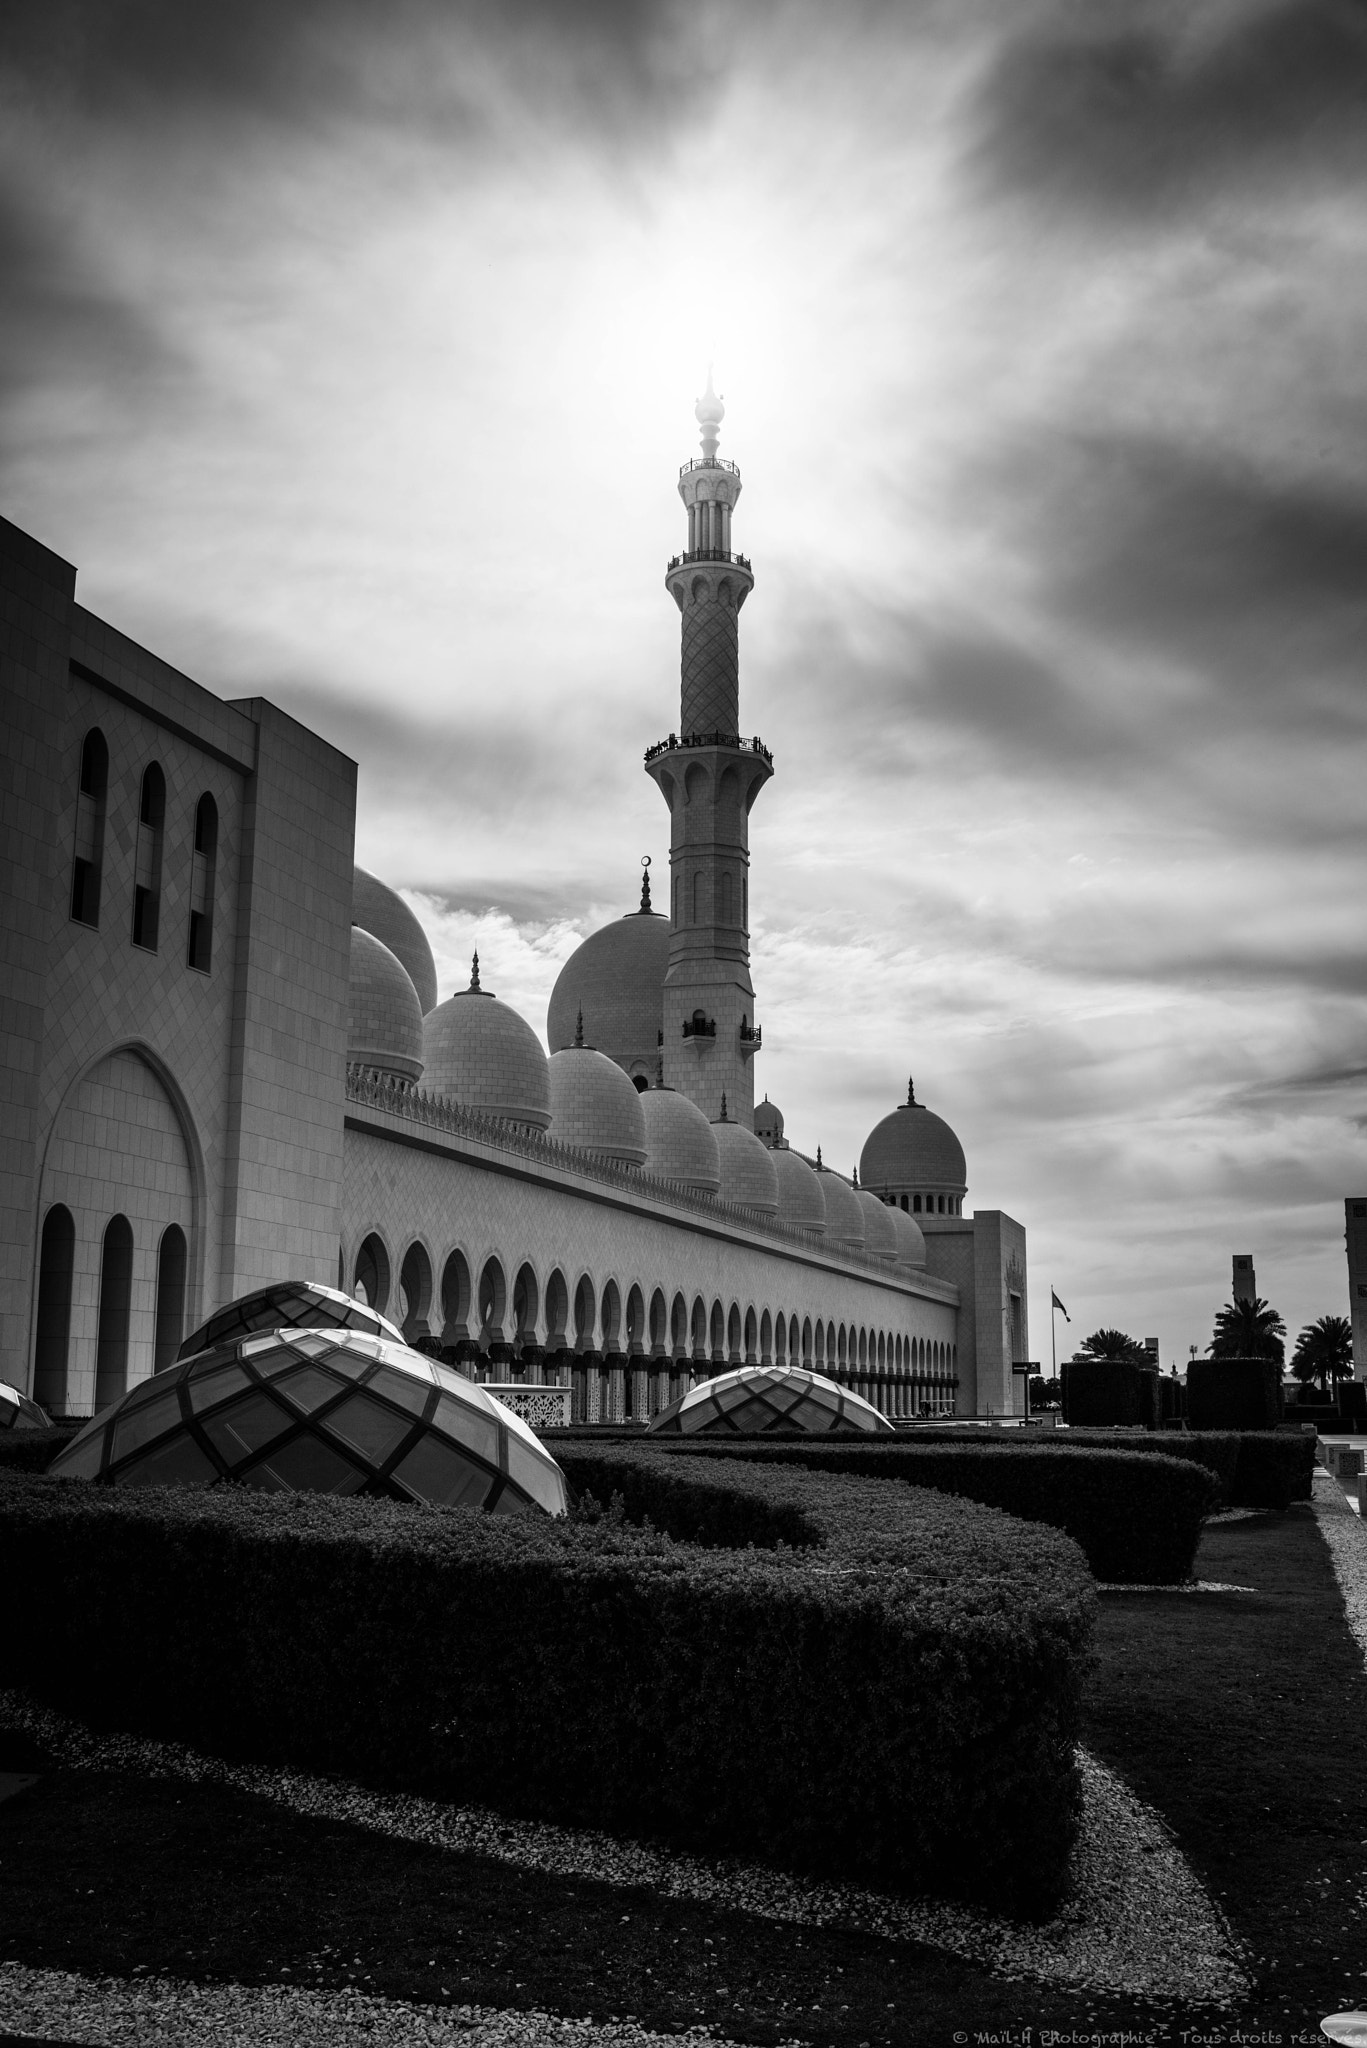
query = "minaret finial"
(639, 854, 652, 914)
(574, 1007, 585, 1048)
(816, 1144, 823, 1169)
(470, 950, 481, 992)
(719, 1091, 729, 1122)
(695, 365, 724, 465)
(908, 1076, 915, 1106)
(853, 1164, 859, 1188)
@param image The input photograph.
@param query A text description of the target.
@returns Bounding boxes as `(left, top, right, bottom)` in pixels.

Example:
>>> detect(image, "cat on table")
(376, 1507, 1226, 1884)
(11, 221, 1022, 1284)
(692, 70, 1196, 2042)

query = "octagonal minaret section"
(645, 377, 772, 1130)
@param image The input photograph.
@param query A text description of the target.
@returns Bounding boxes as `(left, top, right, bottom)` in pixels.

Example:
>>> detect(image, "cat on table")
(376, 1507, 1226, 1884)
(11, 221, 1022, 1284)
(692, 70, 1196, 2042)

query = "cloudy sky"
(4, 0, 1364, 1366)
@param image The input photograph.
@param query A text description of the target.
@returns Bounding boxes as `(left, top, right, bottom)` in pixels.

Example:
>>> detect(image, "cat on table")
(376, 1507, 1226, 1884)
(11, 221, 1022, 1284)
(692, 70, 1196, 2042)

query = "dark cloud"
(971, 0, 1367, 215)
(0, 0, 704, 143)
(0, 189, 188, 417)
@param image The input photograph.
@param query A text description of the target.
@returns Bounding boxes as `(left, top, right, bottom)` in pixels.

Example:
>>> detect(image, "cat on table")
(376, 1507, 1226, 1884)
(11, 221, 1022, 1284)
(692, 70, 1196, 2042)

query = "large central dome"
(859, 1080, 967, 1215)
(547, 881, 670, 1088)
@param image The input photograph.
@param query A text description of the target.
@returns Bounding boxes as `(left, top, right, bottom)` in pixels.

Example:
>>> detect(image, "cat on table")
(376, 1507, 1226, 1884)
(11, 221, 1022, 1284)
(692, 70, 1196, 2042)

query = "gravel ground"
(0, 1961, 776, 2047)
(1313, 1467, 1367, 1671)
(0, 1689, 1250, 2009)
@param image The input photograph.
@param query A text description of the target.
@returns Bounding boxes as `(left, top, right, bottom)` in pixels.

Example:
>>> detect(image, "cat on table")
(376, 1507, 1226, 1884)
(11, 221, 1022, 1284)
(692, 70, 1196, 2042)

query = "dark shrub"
(0, 1424, 81, 1474)
(1337, 1382, 1367, 1430)
(1230, 1432, 1316, 1509)
(1061, 1429, 1240, 1507)
(1061, 1359, 1160, 1428)
(0, 1452, 1092, 1916)
(648, 1439, 1216, 1583)
(1187, 1357, 1283, 1431)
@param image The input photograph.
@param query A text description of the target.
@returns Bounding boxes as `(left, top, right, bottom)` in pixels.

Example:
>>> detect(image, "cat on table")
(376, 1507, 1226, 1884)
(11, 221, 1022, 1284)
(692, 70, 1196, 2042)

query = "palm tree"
(1078, 1328, 1147, 1364)
(1290, 1315, 1353, 1397)
(1208, 1296, 1286, 1364)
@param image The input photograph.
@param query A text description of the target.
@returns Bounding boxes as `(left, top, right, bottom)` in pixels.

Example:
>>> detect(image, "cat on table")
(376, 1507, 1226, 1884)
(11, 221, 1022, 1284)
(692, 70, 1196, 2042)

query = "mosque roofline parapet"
(344, 1065, 959, 1305)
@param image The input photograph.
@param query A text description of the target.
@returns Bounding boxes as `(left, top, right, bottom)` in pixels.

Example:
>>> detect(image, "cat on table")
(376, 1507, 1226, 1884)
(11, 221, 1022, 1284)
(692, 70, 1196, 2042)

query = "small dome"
(352, 866, 438, 1015)
(547, 1043, 648, 1165)
(889, 1207, 928, 1271)
(815, 1166, 866, 1251)
(546, 900, 670, 1085)
(0, 1379, 50, 1429)
(639, 1087, 721, 1194)
(771, 1147, 825, 1235)
(753, 1096, 785, 1148)
(348, 927, 425, 1084)
(859, 1082, 967, 1205)
(178, 1280, 406, 1362)
(50, 1328, 567, 1515)
(712, 1113, 780, 1215)
(648, 1364, 894, 1437)
(855, 1188, 899, 1264)
(422, 957, 551, 1130)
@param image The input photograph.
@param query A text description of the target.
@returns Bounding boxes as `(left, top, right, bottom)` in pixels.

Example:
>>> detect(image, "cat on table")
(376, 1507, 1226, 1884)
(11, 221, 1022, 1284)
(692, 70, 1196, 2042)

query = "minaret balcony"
(681, 1011, 717, 1041)
(644, 732, 773, 766)
(739, 1020, 763, 1057)
(679, 456, 740, 479)
(666, 550, 752, 569)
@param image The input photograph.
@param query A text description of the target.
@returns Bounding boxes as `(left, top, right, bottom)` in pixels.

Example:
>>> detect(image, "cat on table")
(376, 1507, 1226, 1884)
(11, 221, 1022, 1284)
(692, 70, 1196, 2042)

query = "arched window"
(132, 763, 166, 950)
(70, 729, 109, 927)
(632, 1073, 649, 1094)
(95, 1214, 134, 1408)
(34, 1204, 76, 1412)
(720, 871, 733, 925)
(691, 870, 701, 924)
(187, 794, 218, 972)
(153, 1223, 187, 1371)
(912, 1194, 922, 1213)
(742, 875, 748, 929)
(354, 1233, 390, 1314)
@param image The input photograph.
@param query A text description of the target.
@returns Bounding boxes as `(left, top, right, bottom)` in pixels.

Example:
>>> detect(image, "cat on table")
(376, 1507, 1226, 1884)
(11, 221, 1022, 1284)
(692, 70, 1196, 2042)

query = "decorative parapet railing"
(665, 549, 752, 570)
(643, 733, 772, 766)
(679, 456, 740, 478)
(344, 1065, 941, 1292)
(484, 1384, 573, 1430)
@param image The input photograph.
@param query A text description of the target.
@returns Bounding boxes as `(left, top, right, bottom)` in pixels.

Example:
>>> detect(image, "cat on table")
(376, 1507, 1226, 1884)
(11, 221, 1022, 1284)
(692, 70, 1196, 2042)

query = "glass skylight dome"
(177, 1280, 405, 1362)
(50, 1328, 568, 1516)
(648, 1364, 895, 1436)
(0, 1379, 49, 1430)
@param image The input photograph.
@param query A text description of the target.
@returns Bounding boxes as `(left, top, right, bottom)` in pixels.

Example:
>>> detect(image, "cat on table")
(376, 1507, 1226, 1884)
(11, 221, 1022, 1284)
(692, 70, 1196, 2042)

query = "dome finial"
(816, 1144, 823, 1169)
(574, 1007, 585, 1048)
(908, 1076, 916, 1106)
(694, 365, 724, 464)
(639, 853, 652, 915)
(852, 1163, 859, 1188)
(470, 950, 481, 993)
(718, 1090, 729, 1122)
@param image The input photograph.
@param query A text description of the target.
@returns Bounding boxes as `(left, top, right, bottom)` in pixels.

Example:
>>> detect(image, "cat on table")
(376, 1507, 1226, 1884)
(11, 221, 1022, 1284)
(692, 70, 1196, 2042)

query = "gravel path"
(0, 1962, 772, 2047)
(1312, 1467, 1367, 1672)
(0, 1690, 1251, 2010)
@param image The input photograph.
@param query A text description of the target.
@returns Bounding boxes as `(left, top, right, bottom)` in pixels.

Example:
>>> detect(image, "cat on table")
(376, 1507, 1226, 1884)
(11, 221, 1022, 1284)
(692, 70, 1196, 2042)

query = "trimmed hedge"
(0, 1424, 80, 1474)
(868, 1426, 1315, 1511)
(0, 1452, 1093, 1915)
(1187, 1356, 1283, 1431)
(647, 1439, 1217, 1583)
(1061, 1358, 1160, 1429)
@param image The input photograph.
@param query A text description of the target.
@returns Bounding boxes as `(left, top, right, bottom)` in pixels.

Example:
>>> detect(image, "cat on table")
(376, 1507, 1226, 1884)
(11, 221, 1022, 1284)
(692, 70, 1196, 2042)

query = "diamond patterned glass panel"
(273, 1364, 347, 1416)
(392, 1436, 496, 1509)
(241, 1436, 366, 1495)
(201, 1392, 293, 1467)
(323, 1393, 414, 1466)
(648, 1364, 894, 1437)
(431, 1391, 497, 1465)
(110, 1387, 184, 1464)
(117, 1436, 218, 1489)
(365, 1365, 433, 1418)
(50, 1430, 104, 1479)
(179, 1281, 405, 1361)
(188, 1362, 253, 1413)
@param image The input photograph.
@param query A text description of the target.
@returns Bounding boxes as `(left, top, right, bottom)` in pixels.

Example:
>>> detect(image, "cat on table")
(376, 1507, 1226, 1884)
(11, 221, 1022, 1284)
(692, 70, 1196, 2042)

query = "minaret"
(645, 375, 772, 1128)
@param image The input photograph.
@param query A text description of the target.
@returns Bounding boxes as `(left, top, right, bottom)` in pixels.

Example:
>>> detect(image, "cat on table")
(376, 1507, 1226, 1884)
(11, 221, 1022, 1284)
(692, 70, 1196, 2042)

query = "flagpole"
(1051, 1288, 1057, 1384)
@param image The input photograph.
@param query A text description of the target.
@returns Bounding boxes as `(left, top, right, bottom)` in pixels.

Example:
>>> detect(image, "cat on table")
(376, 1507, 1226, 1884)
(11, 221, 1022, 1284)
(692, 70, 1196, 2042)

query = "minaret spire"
(645, 382, 774, 1130)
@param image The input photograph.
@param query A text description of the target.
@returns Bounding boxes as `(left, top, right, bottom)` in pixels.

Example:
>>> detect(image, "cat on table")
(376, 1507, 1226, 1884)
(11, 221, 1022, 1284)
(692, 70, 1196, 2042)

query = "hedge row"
(881, 1427, 1316, 1512)
(1, 1452, 1093, 1915)
(0, 1424, 80, 1474)
(646, 1439, 1218, 1582)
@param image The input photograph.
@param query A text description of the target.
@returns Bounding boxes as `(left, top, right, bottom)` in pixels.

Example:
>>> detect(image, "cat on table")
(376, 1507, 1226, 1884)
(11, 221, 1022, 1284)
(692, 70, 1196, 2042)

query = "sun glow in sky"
(3, 0, 1365, 1364)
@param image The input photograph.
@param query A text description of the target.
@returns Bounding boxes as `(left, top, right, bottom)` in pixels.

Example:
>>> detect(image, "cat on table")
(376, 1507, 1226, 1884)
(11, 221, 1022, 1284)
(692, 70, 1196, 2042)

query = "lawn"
(2, 1498, 1365, 2046)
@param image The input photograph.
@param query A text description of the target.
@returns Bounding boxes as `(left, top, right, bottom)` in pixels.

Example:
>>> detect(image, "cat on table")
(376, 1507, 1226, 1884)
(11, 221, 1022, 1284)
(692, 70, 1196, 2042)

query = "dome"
(546, 890, 670, 1085)
(639, 1087, 721, 1194)
(855, 1188, 899, 1264)
(348, 927, 425, 1084)
(859, 1082, 967, 1208)
(50, 1326, 568, 1516)
(547, 1041, 648, 1165)
(771, 1146, 825, 1235)
(178, 1280, 405, 1363)
(352, 866, 438, 1015)
(0, 1379, 50, 1429)
(889, 1206, 928, 1271)
(815, 1165, 865, 1252)
(712, 1112, 780, 1215)
(753, 1096, 784, 1148)
(648, 1364, 894, 1437)
(422, 957, 551, 1130)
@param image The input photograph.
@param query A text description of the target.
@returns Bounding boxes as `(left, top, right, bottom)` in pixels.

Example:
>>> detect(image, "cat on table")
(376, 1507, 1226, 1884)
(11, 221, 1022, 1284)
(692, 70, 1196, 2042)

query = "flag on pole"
(1051, 1291, 1070, 1321)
